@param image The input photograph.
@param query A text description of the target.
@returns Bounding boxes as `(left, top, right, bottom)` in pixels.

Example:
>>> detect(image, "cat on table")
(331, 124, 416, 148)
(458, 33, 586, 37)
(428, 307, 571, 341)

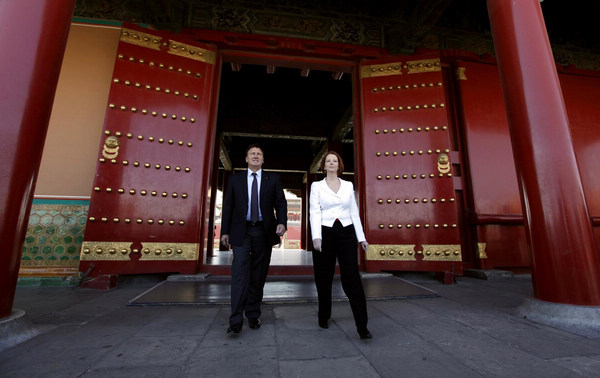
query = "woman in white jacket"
(309, 151, 372, 340)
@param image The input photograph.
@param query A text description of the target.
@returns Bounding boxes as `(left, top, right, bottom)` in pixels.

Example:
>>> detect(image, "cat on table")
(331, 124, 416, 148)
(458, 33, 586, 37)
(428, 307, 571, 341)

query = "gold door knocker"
(102, 136, 120, 159)
(437, 153, 450, 174)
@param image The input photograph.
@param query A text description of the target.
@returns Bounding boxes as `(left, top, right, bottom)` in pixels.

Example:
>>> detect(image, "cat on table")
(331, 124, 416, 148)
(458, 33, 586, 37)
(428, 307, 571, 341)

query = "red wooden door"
(80, 24, 219, 276)
(359, 53, 463, 275)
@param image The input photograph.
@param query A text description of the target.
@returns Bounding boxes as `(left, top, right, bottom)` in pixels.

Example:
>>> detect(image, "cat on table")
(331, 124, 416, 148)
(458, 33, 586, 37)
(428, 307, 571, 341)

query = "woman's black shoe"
(318, 320, 329, 329)
(358, 328, 372, 339)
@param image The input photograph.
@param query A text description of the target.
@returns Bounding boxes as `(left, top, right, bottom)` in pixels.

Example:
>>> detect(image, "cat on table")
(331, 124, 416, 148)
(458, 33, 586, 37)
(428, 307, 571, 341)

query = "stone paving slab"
(280, 356, 380, 378)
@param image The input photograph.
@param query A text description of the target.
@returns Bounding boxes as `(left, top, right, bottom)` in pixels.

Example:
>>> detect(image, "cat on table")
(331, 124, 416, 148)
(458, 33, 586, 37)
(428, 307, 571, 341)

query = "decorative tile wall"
(19, 199, 89, 276)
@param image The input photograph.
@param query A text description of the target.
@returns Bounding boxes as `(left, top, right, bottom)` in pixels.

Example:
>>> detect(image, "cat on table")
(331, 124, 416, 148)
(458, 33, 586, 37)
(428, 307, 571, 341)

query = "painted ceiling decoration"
(74, 0, 599, 71)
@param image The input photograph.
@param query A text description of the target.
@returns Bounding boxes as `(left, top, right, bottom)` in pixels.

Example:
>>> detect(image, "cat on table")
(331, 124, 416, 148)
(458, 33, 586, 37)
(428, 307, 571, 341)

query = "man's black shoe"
(248, 318, 261, 329)
(227, 323, 242, 334)
(318, 320, 329, 329)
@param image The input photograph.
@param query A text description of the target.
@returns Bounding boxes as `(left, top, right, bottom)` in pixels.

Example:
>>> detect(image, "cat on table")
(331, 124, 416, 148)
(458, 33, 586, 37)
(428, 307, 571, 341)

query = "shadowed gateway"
(216, 62, 355, 191)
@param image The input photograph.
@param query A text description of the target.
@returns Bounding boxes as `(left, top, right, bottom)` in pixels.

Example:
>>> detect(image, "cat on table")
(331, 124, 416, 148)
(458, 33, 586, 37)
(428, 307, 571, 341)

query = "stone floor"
(2, 273, 600, 377)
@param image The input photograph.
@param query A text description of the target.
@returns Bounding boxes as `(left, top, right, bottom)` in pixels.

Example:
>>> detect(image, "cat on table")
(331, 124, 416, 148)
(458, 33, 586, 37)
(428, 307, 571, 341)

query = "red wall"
(456, 61, 600, 269)
(457, 61, 528, 268)
(561, 73, 600, 217)
(457, 62, 522, 215)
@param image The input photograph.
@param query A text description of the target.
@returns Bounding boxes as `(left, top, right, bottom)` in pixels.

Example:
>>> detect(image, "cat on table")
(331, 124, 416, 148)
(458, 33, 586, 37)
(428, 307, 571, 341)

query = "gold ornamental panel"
(360, 62, 403, 79)
(421, 244, 462, 261)
(406, 58, 441, 74)
(168, 40, 216, 65)
(366, 244, 417, 261)
(478, 242, 488, 259)
(80, 242, 199, 261)
(80, 241, 135, 261)
(120, 28, 162, 50)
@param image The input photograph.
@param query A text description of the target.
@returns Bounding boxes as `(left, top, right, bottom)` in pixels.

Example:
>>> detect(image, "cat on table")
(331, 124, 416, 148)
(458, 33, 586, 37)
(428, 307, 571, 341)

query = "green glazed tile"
(53, 215, 65, 226)
(40, 214, 53, 226)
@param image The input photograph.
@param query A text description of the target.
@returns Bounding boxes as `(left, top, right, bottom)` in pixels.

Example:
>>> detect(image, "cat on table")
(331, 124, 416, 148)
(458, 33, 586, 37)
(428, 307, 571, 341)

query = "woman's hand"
(359, 241, 369, 251)
(313, 238, 322, 252)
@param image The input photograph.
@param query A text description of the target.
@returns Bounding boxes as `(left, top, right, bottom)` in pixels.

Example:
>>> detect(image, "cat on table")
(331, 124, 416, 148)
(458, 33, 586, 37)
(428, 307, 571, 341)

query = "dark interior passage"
(216, 62, 354, 191)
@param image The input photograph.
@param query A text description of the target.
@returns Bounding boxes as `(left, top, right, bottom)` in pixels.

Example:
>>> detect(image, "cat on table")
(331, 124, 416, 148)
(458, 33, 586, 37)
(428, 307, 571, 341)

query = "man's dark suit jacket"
(221, 170, 288, 246)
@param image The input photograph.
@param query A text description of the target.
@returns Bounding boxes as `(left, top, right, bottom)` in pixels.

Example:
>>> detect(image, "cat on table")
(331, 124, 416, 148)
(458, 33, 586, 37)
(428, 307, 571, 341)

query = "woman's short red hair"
(320, 151, 344, 176)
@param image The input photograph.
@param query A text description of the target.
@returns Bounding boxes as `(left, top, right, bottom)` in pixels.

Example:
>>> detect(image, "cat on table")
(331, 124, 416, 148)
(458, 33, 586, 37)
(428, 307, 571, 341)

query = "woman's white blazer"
(309, 178, 366, 242)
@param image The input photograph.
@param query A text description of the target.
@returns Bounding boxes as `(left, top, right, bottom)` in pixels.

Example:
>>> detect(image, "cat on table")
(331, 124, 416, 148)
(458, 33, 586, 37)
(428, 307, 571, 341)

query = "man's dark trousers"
(230, 221, 272, 325)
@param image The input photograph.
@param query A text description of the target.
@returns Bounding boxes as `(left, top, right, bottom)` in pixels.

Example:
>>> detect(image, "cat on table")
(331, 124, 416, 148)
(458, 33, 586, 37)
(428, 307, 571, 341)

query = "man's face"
(246, 147, 264, 170)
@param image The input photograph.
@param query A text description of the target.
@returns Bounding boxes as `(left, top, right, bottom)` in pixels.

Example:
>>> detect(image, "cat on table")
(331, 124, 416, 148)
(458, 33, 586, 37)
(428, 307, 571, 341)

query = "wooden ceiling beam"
(307, 106, 353, 174)
(331, 107, 354, 141)
(221, 131, 326, 141)
(218, 136, 232, 171)
(309, 142, 329, 174)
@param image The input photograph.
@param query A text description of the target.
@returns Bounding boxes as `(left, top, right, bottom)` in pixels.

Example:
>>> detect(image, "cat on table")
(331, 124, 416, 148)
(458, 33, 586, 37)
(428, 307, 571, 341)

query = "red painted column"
(0, 1, 75, 318)
(486, 0, 600, 305)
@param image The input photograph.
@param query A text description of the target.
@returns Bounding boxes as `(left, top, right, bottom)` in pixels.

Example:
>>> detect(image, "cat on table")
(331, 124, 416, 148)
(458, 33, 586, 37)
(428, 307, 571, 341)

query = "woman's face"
(324, 154, 339, 175)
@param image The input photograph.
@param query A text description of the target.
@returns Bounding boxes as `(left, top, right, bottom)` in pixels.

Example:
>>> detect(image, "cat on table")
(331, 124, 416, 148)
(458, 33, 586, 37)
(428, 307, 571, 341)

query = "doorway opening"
(207, 60, 355, 268)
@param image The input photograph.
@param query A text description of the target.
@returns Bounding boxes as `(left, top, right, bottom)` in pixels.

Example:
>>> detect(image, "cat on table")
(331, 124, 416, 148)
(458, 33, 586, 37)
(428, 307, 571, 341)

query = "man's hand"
(220, 234, 229, 247)
(276, 224, 286, 236)
(313, 238, 322, 252)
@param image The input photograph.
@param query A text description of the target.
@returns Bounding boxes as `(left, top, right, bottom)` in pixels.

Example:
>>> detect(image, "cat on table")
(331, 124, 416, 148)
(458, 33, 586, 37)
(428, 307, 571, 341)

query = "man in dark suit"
(220, 144, 287, 334)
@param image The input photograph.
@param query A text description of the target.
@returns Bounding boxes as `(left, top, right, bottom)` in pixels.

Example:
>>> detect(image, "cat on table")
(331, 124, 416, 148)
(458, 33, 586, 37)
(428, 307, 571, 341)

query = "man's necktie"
(251, 172, 258, 223)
